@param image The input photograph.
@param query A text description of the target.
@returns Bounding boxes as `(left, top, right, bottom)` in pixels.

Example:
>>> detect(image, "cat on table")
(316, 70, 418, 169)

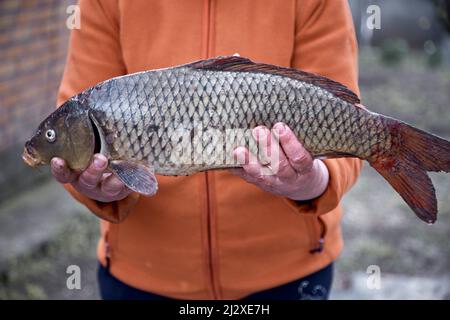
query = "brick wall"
(0, 0, 75, 202)
(0, 0, 75, 149)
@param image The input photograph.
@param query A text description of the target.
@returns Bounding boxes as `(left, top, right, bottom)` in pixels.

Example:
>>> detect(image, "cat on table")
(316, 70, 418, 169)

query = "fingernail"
(233, 147, 244, 157)
(253, 127, 266, 139)
(94, 155, 105, 169)
(275, 123, 286, 136)
(51, 158, 62, 170)
(233, 147, 247, 165)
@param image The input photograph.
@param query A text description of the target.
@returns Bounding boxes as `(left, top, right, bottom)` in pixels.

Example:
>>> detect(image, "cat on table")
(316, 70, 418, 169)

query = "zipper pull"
(104, 233, 112, 270)
(105, 241, 111, 258)
(309, 238, 325, 254)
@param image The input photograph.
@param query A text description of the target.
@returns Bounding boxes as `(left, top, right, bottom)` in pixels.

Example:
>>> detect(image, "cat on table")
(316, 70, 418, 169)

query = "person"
(51, 0, 361, 300)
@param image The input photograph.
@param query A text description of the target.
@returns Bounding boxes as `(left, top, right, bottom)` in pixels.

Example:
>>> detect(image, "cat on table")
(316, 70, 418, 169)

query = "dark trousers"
(97, 262, 333, 300)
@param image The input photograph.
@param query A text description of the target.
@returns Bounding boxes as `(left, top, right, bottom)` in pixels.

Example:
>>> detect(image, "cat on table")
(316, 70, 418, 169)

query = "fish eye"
(45, 129, 56, 143)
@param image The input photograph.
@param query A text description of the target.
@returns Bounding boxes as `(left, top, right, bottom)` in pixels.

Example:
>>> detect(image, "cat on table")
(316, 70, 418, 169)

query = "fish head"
(23, 99, 96, 171)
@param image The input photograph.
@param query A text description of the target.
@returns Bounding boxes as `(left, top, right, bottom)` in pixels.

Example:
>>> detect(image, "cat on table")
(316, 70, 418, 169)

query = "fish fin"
(396, 122, 450, 173)
(188, 56, 360, 104)
(370, 120, 450, 224)
(372, 158, 437, 224)
(109, 160, 158, 196)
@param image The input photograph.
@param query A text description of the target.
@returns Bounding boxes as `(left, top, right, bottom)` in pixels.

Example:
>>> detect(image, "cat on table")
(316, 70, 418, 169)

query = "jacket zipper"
(204, 172, 219, 298)
(203, 0, 220, 299)
(104, 230, 112, 268)
(309, 216, 326, 254)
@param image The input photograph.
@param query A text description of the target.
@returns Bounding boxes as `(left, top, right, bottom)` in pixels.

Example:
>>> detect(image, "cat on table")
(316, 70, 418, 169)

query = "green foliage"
(380, 38, 410, 66)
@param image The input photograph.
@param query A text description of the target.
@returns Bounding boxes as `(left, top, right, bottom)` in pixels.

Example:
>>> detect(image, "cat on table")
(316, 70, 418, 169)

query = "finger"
(268, 126, 297, 180)
(233, 146, 250, 166)
(234, 147, 262, 176)
(100, 174, 126, 197)
(252, 126, 271, 165)
(253, 125, 297, 180)
(51, 157, 76, 184)
(77, 154, 108, 189)
(273, 157, 297, 181)
(233, 147, 276, 183)
(274, 122, 313, 173)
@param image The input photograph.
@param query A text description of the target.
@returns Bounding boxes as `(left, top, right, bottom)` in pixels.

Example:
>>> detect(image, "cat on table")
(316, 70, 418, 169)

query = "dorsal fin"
(187, 56, 360, 104)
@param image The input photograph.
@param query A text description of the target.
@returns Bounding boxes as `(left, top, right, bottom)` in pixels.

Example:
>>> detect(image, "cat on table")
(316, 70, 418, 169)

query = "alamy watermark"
(168, 127, 281, 176)
(66, 265, 81, 290)
(366, 265, 381, 290)
(66, 5, 81, 30)
(366, 5, 381, 30)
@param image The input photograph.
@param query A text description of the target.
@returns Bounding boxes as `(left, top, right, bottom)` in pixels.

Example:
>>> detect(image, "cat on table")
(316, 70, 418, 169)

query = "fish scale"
(84, 64, 381, 175)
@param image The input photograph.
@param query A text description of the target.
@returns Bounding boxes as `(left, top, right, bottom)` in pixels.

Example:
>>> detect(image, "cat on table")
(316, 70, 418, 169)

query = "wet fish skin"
(82, 60, 390, 175)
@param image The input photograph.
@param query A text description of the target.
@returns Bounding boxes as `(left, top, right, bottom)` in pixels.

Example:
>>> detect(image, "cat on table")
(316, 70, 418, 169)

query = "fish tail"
(370, 120, 450, 224)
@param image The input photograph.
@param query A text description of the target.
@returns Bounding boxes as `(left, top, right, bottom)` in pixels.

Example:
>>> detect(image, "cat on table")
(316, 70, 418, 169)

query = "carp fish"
(23, 56, 450, 223)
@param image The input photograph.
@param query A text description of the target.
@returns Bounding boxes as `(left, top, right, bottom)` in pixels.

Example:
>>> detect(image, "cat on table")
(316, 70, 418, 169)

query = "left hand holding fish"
(50, 154, 133, 203)
(230, 123, 329, 201)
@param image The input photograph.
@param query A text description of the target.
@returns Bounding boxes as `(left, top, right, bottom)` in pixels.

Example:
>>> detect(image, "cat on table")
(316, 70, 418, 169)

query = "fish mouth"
(22, 142, 42, 168)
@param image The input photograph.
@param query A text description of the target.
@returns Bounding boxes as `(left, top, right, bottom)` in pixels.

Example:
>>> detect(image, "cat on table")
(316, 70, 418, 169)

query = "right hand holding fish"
(50, 154, 133, 203)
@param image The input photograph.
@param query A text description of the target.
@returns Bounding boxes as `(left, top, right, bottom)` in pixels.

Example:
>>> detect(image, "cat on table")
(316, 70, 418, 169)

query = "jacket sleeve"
(286, 0, 363, 215)
(57, 0, 139, 223)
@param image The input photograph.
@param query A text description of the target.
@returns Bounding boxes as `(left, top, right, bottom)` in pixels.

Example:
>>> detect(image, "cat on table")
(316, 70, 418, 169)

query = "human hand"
(230, 123, 329, 201)
(50, 154, 132, 203)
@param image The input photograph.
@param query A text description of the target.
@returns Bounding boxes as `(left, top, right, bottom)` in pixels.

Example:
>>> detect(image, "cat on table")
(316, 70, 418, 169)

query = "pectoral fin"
(109, 160, 158, 196)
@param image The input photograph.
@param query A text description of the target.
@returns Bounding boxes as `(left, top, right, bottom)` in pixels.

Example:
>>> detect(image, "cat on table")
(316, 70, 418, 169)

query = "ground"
(0, 48, 449, 299)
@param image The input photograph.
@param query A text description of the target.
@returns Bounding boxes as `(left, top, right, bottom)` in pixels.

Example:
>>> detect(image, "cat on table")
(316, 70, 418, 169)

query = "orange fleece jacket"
(58, 0, 362, 299)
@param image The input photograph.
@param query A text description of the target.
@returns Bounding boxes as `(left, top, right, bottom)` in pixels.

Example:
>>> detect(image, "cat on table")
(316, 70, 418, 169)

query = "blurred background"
(0, 0, 449, 299)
